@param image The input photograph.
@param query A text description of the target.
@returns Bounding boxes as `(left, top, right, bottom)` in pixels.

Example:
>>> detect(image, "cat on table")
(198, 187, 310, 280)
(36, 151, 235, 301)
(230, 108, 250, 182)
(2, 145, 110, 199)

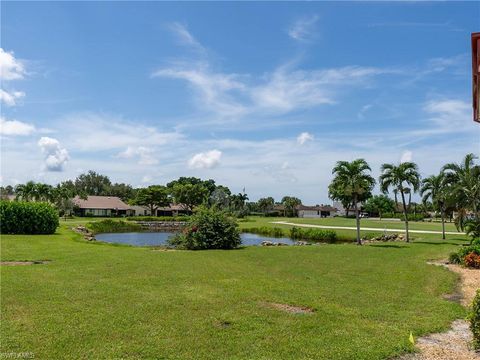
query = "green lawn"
(0, 218, 469, 359)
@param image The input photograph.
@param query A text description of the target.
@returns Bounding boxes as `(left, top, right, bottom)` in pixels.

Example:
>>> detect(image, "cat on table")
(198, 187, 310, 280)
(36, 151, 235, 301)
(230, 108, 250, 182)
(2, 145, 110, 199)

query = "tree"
(74, 171, 112, 196)
(421, 173, 449, 239)
(167, 177, 217, 197)
(52, 184, 76, 220)
(108, 183, 136, 201)
(257, 197, 275, 215)
(379, 162, 421, 243)
(133, 185, 170, 216)
(170, 183, 208, 212)
(281, 196, 302, 217)
(363, 195, 395, 220)
(442, 153, 480, 230)
(209, 187, 231, 210)
(329, 159, 375, 245)
(229, 192, 249, 212)
(34, 183, 53, 202)
(14, 181, 37, 202)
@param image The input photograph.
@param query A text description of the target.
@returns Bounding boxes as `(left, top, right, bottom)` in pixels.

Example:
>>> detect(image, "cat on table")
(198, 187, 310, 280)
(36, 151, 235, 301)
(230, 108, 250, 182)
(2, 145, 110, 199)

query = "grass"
(0, 217, 470, 359)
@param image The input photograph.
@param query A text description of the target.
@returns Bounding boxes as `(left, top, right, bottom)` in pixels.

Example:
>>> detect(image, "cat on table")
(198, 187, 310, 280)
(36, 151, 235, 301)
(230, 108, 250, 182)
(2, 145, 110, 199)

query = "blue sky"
(1, 1, 479, 203)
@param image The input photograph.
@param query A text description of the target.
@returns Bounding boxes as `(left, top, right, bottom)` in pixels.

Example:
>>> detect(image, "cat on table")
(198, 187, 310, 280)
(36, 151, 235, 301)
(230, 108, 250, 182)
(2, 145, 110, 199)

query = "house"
(73, 196, 134, 217)
(156, 204, 190, 216)
(296, 204, 338, 218)
(129, 205, 151, 217)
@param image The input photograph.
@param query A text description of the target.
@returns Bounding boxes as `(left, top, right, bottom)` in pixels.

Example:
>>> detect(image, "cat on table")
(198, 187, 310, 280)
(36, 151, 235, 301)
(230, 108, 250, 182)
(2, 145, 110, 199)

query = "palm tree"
(442, 153, 480, 230)
(379, 162, 421, 243)
(330, 159, 375, 245)
(34, 183, 53, 202)
(14, 181, 37, 202)
(421, 173, 448, 240)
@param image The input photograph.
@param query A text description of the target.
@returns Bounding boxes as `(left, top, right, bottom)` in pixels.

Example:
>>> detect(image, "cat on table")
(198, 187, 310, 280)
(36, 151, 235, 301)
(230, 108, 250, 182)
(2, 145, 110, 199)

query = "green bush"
(470, 290, 480, 349)
(0, 201, 59, 234)
(290, 227, 338, 243)
(448, 244, 480, 266)
(126, 215, 190, 222)
(241, 227, 287, 238)
(87, 219, 142, 234)
(168, 207, 240, 250)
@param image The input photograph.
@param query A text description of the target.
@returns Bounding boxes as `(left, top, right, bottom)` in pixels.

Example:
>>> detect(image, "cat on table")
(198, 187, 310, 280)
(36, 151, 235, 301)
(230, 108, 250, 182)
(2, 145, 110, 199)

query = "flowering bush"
(464, 252, 480, 269)
(168, 207, 240, 250)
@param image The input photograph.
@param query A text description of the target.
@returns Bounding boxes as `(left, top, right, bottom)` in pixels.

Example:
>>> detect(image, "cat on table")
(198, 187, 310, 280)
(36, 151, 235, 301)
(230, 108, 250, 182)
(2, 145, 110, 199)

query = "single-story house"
(156, 204, 190, 216)
(73, 196, 134, 217)
(129, 205, 152, 217)
(296, 205, 338, 218)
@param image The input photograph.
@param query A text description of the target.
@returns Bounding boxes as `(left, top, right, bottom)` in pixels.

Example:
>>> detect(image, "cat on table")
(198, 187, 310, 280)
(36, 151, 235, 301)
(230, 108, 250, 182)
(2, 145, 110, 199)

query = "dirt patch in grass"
(264, 302, 315, 314)
(1, 260, 50, 266)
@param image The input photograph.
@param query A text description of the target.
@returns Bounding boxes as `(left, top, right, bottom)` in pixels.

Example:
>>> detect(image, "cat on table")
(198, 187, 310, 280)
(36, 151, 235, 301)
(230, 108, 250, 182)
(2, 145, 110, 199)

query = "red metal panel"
(473, 33, 480, 123)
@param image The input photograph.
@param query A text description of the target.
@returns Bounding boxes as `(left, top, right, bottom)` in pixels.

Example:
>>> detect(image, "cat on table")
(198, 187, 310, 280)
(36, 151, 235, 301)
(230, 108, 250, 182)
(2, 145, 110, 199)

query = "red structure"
(473, 32, 480, 123)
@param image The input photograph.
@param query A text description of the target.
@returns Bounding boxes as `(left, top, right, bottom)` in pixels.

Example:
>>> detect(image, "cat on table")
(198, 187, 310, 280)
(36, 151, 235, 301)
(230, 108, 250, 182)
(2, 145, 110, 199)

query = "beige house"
(73, 196, 134, 217)
(296, 205, 338, 218)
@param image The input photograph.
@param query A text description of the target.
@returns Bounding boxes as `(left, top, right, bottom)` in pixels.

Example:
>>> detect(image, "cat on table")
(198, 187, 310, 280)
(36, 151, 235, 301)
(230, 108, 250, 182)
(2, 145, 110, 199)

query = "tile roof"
(73, 196, 131, 210)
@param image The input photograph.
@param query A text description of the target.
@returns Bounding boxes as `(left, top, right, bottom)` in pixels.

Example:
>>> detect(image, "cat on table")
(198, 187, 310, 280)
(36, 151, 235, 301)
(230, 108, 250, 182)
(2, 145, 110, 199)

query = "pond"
(94, 232, 296, 247)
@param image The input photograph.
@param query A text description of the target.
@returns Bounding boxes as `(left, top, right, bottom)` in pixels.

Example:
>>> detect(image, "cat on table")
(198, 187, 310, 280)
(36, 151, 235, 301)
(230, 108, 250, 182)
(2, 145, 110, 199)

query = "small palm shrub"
(0, 201, 59, 234)
(168, 207, 240, 250)
(470, 290, 480, 350)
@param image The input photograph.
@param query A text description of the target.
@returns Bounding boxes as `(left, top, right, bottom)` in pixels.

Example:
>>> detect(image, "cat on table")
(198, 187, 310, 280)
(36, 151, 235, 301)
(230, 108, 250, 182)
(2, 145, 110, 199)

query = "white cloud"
(400, 150, 413, 163)
(37, 137, 69, 172)
(0, 117, 35, 136)
(0, 48, 26, 80)
(418, 99, 470, 134)
(118, 146, 158, 165)
(167, 22, 206, 53)
(188, 149, 222, 169)
(141, 175, 153, 183)
(0, 89, 25, 106)
(297, 132, 314, 145)
(288, 15, 319, 42)
(59, 112, 183, 152)
(153, 64, 247, 118)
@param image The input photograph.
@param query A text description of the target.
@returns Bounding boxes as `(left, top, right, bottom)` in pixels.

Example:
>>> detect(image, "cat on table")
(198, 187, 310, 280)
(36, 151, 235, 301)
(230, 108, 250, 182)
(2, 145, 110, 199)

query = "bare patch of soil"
(1, 260, 50, 266)
(264, 302, 315, 314)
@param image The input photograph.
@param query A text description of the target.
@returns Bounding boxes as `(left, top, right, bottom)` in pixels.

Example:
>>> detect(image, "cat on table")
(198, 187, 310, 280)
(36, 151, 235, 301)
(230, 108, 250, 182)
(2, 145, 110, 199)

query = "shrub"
(290, 227, 338, 243)
(470, 290, 480, 350)
(87, 219, 142, 234)
(241, 227, 287, 238)
(449, 244, 480, 267)
(168, 207, 240, 250)
(464, 252, 480, 269)
(126, 215, 190, 222)
(0, 201, 59, 235)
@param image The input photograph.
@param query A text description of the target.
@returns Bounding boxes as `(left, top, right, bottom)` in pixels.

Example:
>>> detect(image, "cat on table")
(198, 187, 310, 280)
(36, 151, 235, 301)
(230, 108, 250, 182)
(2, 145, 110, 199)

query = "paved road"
(271, 221, 465, 235)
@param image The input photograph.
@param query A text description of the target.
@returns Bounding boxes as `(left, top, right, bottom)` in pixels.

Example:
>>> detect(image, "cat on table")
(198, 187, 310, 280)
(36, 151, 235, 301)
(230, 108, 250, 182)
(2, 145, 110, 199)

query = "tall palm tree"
(330, 159, 375, 245)
(442, 153, 480, 230)
(379, 162, 421, 243)
(14, 181, 37, 202)
(421, 173, 448, 240)
(34, 183, 53, 202)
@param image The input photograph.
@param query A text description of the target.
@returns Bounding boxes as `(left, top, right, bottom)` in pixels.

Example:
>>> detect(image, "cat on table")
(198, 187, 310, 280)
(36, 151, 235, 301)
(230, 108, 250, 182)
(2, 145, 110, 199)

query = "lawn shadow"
(414, 241, 466, 246)
(368, 244, 408, 249)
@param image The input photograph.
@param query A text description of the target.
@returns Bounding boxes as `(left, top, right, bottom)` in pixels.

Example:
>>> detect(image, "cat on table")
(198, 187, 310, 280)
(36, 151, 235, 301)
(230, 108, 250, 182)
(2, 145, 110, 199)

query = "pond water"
(94, 232, 296, 247)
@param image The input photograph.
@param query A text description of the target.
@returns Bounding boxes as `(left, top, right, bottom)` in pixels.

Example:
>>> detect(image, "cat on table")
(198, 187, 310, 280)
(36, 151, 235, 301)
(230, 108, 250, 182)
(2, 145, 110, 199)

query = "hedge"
(0, 201, 59, 234)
